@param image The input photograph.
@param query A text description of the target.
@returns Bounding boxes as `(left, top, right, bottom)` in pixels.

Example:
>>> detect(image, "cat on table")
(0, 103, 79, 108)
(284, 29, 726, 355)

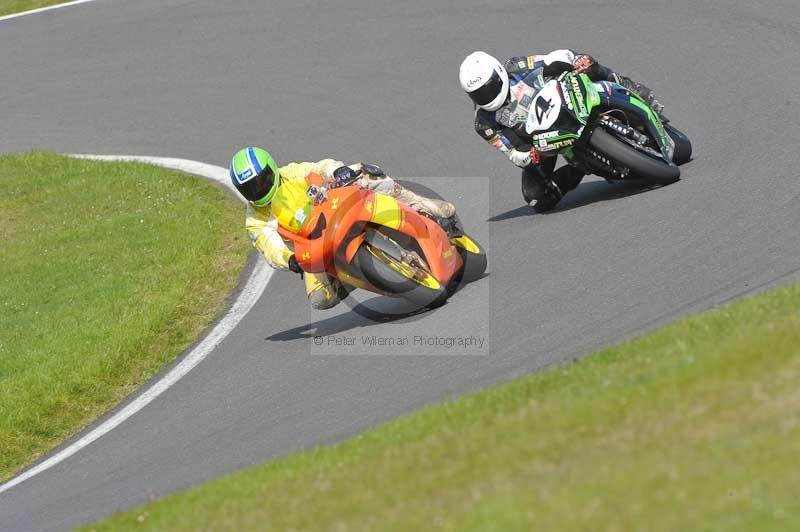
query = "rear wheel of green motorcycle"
(589, 127, 680, 186)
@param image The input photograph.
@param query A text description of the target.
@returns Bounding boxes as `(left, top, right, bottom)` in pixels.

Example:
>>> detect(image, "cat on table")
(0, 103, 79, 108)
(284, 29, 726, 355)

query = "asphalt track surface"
(2, 1, 799, 529)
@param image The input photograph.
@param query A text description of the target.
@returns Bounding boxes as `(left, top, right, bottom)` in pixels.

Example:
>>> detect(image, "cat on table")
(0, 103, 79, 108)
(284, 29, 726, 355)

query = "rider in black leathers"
(459, 49, 663, 211)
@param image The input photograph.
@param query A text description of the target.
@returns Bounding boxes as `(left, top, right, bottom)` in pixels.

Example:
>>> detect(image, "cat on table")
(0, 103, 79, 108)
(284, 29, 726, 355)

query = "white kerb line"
(0, 0, 99, 23)
(0, 156, 272, 496)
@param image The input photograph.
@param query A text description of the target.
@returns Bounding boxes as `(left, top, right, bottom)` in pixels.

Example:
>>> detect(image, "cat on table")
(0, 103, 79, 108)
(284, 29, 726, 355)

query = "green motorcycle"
(524, 67, 691, 192)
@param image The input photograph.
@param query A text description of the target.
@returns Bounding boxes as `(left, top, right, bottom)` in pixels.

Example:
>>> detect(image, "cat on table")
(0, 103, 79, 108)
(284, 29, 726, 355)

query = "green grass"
(0, 152, 250, 482)
(0, 0, 70, 17)
(87, 280, 800, 531)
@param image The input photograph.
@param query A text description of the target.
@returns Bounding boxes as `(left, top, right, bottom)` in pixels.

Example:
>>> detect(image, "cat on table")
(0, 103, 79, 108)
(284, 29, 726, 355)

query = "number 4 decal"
(526, 81, 562, 134)
(535, 96, 554, 123)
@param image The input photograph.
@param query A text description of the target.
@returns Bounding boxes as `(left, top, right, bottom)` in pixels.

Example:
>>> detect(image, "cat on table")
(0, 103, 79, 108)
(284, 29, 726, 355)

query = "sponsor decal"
(301, 251, 312, 261)
(484, 128, 494, 137)
(562, 85, 574, 110)
(498, 108, 511, 126)
(527, 56, 536, 69)
(551, 139, 574, 150)
(518, 61, 526, 69)
(525, 81, 563, 134)
(534, 95, 555, 123)
(365, 200, 374, 213)
(467, 76, 482, 88)
(538, 139, 575, 152)
(293, 207, 308, 224)
(570, 75, 588, 116)
(236, 167, 255, 184)
(534, 130, 561, 148)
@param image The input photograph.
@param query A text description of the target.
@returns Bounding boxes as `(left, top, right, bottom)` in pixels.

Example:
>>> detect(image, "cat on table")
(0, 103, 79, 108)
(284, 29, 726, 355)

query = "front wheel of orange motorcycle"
(356, 243, 447, 308)
(450, 235, 487, 285)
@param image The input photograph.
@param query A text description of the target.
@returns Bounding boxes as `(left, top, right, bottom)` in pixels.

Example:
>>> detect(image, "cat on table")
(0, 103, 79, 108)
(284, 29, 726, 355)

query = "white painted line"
(0, 155, 272, 496)
(0, 0, 98, 23)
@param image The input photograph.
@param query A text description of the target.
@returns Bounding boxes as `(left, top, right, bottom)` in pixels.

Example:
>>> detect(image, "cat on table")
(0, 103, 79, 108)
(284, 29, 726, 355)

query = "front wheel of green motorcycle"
(665, 124, 692, 166)
(589, 127, 680, 186)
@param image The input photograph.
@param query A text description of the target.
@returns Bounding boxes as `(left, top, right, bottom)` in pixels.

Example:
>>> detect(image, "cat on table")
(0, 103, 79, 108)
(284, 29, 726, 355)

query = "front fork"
(592, 81, 674, 162)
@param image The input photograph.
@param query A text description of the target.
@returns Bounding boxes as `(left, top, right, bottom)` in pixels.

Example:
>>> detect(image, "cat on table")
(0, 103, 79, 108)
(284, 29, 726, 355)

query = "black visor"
(238, 167, 276, 203)
(468, 70, 504, 106)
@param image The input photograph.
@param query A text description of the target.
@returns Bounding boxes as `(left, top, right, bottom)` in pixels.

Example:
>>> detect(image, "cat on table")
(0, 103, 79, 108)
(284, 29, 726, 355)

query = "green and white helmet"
(229, 147, 280, 206)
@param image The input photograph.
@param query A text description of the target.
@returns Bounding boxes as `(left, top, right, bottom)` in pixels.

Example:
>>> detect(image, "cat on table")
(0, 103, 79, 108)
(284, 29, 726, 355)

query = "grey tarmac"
(1, 1, 799, 530)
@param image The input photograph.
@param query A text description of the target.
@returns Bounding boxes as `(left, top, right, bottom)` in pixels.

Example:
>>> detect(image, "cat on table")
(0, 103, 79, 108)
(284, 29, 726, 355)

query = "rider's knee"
(360, 175, 398, 195)
(521, 167, 545, 202)
(521, 167, 562, 212)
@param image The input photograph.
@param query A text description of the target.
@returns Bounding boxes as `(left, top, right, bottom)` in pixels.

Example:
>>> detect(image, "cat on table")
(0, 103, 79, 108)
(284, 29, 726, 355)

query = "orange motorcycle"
(277, 170, 487, 308)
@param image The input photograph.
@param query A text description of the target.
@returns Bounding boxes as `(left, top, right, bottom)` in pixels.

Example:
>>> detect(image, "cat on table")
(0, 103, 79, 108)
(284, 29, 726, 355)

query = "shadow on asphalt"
(266, 273, 490, 342)
(488, 179, 660, 222)
(265, 302, 431, 341)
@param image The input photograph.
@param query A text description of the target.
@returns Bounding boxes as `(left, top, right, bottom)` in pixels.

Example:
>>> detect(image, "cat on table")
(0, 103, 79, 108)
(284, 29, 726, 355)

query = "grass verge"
(87, 279, 800, 531)
(0, 0, 71, 17)
(0, 152, 250, 481)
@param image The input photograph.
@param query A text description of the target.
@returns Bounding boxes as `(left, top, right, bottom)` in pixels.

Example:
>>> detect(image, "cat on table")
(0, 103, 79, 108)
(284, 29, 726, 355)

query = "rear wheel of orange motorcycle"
(356, 243, 447, 308)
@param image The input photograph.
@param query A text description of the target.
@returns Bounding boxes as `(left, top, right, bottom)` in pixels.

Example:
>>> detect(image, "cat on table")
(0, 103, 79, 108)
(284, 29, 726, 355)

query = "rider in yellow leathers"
(230, 147, 455, 309)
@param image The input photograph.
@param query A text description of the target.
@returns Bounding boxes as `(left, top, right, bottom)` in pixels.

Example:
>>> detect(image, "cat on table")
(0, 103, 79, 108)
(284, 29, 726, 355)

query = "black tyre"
(665, 124, 692, 166)
(589, 127, 680, 186)
(451, 235, 487, 285)
(356, 244, 447, 308)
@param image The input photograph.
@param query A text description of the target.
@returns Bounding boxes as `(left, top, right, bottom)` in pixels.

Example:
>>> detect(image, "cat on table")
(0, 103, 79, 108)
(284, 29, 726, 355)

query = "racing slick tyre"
(451, 235, 487, 285)
(356, 243, 447, 308)
(589, 127, 680, 186)
(665, 123, 692, 166)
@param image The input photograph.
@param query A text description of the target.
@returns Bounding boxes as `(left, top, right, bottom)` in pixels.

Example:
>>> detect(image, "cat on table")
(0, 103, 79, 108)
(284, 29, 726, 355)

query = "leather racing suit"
(474, 49, 662, 211)
(246, 159, 454, 310)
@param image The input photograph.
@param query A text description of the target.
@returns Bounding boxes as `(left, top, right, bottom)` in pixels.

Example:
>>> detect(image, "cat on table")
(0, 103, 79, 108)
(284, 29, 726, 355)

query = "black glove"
(332, 166, 362, 187)
(287, 255, 304, 275)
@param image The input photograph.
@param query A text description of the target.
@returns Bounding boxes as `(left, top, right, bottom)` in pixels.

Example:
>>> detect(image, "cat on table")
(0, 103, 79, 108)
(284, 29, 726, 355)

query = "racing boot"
(432, 214, 464, 238)
(590, 59, 665, 115)
(612, 74, 665, 115)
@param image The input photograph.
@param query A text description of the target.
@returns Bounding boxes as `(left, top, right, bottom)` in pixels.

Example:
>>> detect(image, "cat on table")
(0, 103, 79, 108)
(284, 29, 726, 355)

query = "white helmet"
(459, 51, 509, 112)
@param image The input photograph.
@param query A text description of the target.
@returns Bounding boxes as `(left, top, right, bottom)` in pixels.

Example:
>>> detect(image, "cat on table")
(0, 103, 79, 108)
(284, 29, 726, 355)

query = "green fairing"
(629, 96, 667, 146)
(579, 73, 601, 113)
(533, 132, 579, 142)
(564, 72, 600, 125)
(566, 74, 589, 122)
